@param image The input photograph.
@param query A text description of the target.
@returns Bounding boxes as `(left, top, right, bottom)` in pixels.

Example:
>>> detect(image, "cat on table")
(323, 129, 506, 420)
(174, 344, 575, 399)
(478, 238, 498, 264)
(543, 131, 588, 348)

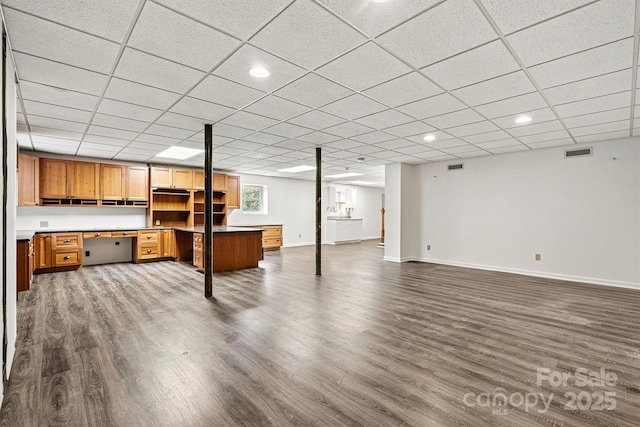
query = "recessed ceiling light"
(278, 165, 316, 173)
(249, 67, 270, 78)
(423, 134, 436, 142)
(372, 0, 389, 2)
(349, 180, 379, 186)
(156, 146, 203, 160)
(325, 172, 363, 179)
(515, 116, 532, 124)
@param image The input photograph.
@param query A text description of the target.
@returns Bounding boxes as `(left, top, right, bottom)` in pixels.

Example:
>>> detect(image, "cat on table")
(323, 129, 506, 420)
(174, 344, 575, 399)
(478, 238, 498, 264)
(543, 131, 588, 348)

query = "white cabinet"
(326, 218, 362, 244)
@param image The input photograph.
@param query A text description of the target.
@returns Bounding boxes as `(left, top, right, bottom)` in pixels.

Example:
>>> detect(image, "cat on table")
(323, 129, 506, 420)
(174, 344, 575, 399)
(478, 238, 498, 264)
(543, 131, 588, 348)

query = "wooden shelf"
(153, 209, 190, 212)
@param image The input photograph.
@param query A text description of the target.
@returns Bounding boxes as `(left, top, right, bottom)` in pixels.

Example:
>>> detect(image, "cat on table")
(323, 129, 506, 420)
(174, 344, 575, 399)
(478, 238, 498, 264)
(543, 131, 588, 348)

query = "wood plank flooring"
(1, 240, 640, 426)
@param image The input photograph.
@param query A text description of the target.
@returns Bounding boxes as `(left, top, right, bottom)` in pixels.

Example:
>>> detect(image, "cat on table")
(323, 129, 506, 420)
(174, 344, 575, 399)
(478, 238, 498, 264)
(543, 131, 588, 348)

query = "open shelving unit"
(193, 190, 227, 226)
(150, 189, 193, 227)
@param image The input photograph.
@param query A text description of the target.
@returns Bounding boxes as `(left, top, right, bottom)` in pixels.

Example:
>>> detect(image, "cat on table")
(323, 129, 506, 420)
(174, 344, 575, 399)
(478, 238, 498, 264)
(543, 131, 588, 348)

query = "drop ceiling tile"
(90, 113, 147, 133)
(76, 147, 118, 158)
(97, 98, 163, 122)
(474, 92, 548, 119)
(220, 111, 279, 130)
(507, 0, 634, 67)
(492, 108, 558, 129)
(543, 69, 632, 105)
(87, 125, 139, 140)
(383, 121, 435, 138)
(426, 108, 484, 129)
(22, 100, 92, 123)
(274, 73, 353, 108)
(528, 38, 633, 89)
(316, 42, 412, 91)
(32, 143, 78, 155)
(518, 130, 572, 144)
(363, 72, 443, 107)
(425, 138, 468, 150)
(488, 145, 530, 155)
(374, 139, 415, 150)
(527, 138, 575, 149)
(14, 52, 108, 96)
(405, 130, 455, 144)
(479, 0, 592, 35)
(154, 112, 204, 132)
(146, 124, 195, 140)
(422, 40, 520, 90)
(346, 144, 388, 155)
(80, 141, 124, 151)
(452, 71, 535, 107)
(223, 140, 267, 152)
(442, 144, 484, 154)
(378, 0, 497, 68)
(564, 107, 631, 129)
(508, 120, 565, 137)
(244, 95, 310, 121)
(323, 121, 374, 138)
(355, 109, 414, 130)
(154, 0, 290, 39)
(83, 135, 131, 147)
(213, 44, 306, 92)
(274, 139, 315, 150)
(445, 120, 499, 138)
(255, 145, 294, 156)
(113, 152, 151, 162)
(170, 97, 236, 122)
(476, 138, 522, 149)
(114, 48, 206, 93)
(31, 135, 80, 146)
(188, 75, 265, 110)
(128, 2, 239, 72)
(569, 120, 630, 137)
(351, 131, 395, 144)
(3, 8, 119, 74)
(288, 110, 345, 129)
(574, 130, 630, 143)
(29, 129, 81, 142)
(104, 78, 181, 110)
(212, 146, 248, 156)
(462, 130, 512, 144)
(394, 144, 434, 155)
(323, 139, 366, 150)
(320, 94, 387, 120)
(251, 0, 365, 70)
(263, 122, 313, 138)
(242, 132, 286, 145)
(297, 132, 341, 144)
(398, 93, 467, 120)
(28, 116, 86, 133)
(555, 92, 631, 118)
(212, 123, 254, 139)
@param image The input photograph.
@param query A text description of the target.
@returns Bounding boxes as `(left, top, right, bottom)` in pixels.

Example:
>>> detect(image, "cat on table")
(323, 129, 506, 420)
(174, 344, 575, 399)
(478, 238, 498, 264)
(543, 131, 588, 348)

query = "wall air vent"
(565, 147, 592, 158)
(447, 163, 464, 171)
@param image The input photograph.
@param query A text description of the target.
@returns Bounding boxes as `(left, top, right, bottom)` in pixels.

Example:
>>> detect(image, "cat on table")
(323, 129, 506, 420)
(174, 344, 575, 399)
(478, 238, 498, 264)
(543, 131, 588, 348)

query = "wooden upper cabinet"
(213, 173, 227, 192)
(193, 171, 204, 190)
(150, 167, 172, 188)
(126, 166, 148, 201)
(172, 169, 193, 190)
(227, 175, 240, 210)
(18, 153, 39, 206)
(70, 161, 100, 199)
(100, 163, 126, 200)
(40, 158, 70, 199)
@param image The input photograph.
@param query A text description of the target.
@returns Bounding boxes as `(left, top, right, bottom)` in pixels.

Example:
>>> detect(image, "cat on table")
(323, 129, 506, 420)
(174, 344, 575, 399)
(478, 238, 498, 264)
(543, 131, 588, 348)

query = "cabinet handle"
(123, 232, 127, 236)
(147, 249, 152, 253)
(147, 235, 152, 239)
(95, 233, 100, 237)
(63, 256, 70, 260)
(63, 239, 70, 243)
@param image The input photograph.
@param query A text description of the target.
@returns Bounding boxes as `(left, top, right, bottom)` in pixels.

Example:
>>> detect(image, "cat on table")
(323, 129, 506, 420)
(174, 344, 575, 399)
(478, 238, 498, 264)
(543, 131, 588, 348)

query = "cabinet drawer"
(193, 250, 203, 268)
(52, 233, 82, 249)
(138, 244, 160, 259)
(53, 250, 81, 267)
(262, 227, 282, 238)
(111, 230, 136, 238)
(193, 233, 203, 244)
(138, 230, 160, 243)
(83, 231, 112, 239)
(262, 237, 282, 248)
(193, 242, 203, 252)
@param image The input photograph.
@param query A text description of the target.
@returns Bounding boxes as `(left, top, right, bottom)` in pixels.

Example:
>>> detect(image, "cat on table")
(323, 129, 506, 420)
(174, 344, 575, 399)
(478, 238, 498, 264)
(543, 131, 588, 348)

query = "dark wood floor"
(2, 241, 639, 426)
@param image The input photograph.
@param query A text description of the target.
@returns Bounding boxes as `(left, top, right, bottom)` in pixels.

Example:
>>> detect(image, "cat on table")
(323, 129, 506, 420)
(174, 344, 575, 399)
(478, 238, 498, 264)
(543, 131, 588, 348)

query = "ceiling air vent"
(565, 147, 592, 158)
(448, 163, 464, 171)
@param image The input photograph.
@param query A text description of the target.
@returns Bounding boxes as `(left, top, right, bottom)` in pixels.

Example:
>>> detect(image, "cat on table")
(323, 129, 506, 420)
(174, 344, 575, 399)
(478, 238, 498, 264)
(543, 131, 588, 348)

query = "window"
(242, 184, 268, 214)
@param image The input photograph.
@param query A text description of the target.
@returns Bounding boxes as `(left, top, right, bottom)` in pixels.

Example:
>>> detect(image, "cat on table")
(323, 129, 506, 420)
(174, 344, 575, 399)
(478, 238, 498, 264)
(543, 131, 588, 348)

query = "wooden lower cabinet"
(246, 225, 283, 250)
(162, 230, 175, 258)
(34, 232, 83, 272)
(17, 237, 35, 293)
(134, 229, 176, 262)
(35, 233, 52, 269)
(193, 233, 203, 268)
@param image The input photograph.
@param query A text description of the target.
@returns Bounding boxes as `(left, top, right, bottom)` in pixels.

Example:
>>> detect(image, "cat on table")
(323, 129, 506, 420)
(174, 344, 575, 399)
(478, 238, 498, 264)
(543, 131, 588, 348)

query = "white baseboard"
(412, 257, 640, 290)
(383, 256, 415, 263)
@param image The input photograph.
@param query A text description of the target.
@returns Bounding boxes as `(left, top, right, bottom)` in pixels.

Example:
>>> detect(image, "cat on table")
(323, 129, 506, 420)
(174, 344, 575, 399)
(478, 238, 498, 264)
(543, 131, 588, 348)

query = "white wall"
(16, 206, 146, 231)
(412, 138, 640, 288)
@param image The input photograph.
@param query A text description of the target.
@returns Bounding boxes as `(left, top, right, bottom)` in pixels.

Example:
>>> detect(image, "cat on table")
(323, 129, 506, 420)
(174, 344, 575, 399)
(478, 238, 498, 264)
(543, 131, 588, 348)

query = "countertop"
(173, 226, 264, 233)
(15, 226, 172, 242)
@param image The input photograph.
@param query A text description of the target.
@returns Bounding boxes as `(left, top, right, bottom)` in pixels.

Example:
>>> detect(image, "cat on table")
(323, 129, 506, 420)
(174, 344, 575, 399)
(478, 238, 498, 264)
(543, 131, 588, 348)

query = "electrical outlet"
(535, 254, 541, 261)
(299, 234, 301, 238)
(427, 245, 431, 250)
(115, 241, 120, 246)
(40, 220, 49, 228)
(85, 251, 90, 257)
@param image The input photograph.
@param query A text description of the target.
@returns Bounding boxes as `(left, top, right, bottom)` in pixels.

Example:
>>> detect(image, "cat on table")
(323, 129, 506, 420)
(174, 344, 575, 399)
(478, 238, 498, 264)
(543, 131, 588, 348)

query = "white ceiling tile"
(242, 132, 286, 145)
(346, 145, 387, 155)
(104, 78, 181, 110)
(397, 93, 466, 120)
(462, 130, 512, 144)
(128, 2, 239, 72)
(288, 110, 345, 129)
(316, 42, 412, 91)
(154, 0, 290, 39)
(363, 72, 443, 107)
(4, 8, 120, 74)
(569, 120, 630, 137)
(77, 142, 122, 153)
(189, 75, 265, 109)
(405, 130, 455, 144)
(28, 116, 86, 133)
(22, 100, 92, 123)
(487, 145, 530, 155)
(474, 92, 548, 119)
(154, 112, 205, 132)
(374, 139, 415, 150)
(213, 44, 306, 92)
(83, 134, 131, 147)
(113, 152, 152, 162)
(528, 38, 633, 89)
(274, 73, 353, 108)
(543, 69, 632, 105)
(31, 135, 80, 146)
(255, 145, 293, 156)
(394, 144, 433, 155)
(475, 138, 522, 149)
(452, 71, 535, 107)
(97, 98, 163, 123)
(274, 139, 315, 150)
(244, 95, 310, 121)
(87, 125, 139, 140)
(263, 122, 313, 138)
(321, 94, 386, 120)
(479, 0, 592, 35)
(251, 0, 365, 70)
(297, 131, 340, 144)
(442, 144, 484, 154)
(426, 108, 484, 129)
(14, 52, 108, 95)
(324, 121, 374, 138)
(507, 0, 634, 67)
(32, 143, 78, 155)
(422, 40, 520, 90)
(146, 124, 195, 140)
(527, 138, 575, 149)
(445, 120, 499, 138)
(378, 0, 497, 68)
(351, 131, 395, 144)
(169, 97, 236, 122)
(383, 121, 435, 138)
(508, 120, 565, 137)
(220, 111, 279, 130)
(455, 150, 492, 159)
(114, 48, 205, 93)
(424, 138, 467, 150)
(492, 108, 558, 129)
(555, 92, 631, 118)
(76, 148, 118, 159)
(573, 130, 630, 143)
(91, 114, 148, 133)
(223, 140, 267, 151)
(212, 123, 254, 139)
(564, 107, 631, 129)
(355, 109, 414, 129)
(518, 130, 572, 144)
(17, 82, 97, 111)
(323, 139, 366, 150)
